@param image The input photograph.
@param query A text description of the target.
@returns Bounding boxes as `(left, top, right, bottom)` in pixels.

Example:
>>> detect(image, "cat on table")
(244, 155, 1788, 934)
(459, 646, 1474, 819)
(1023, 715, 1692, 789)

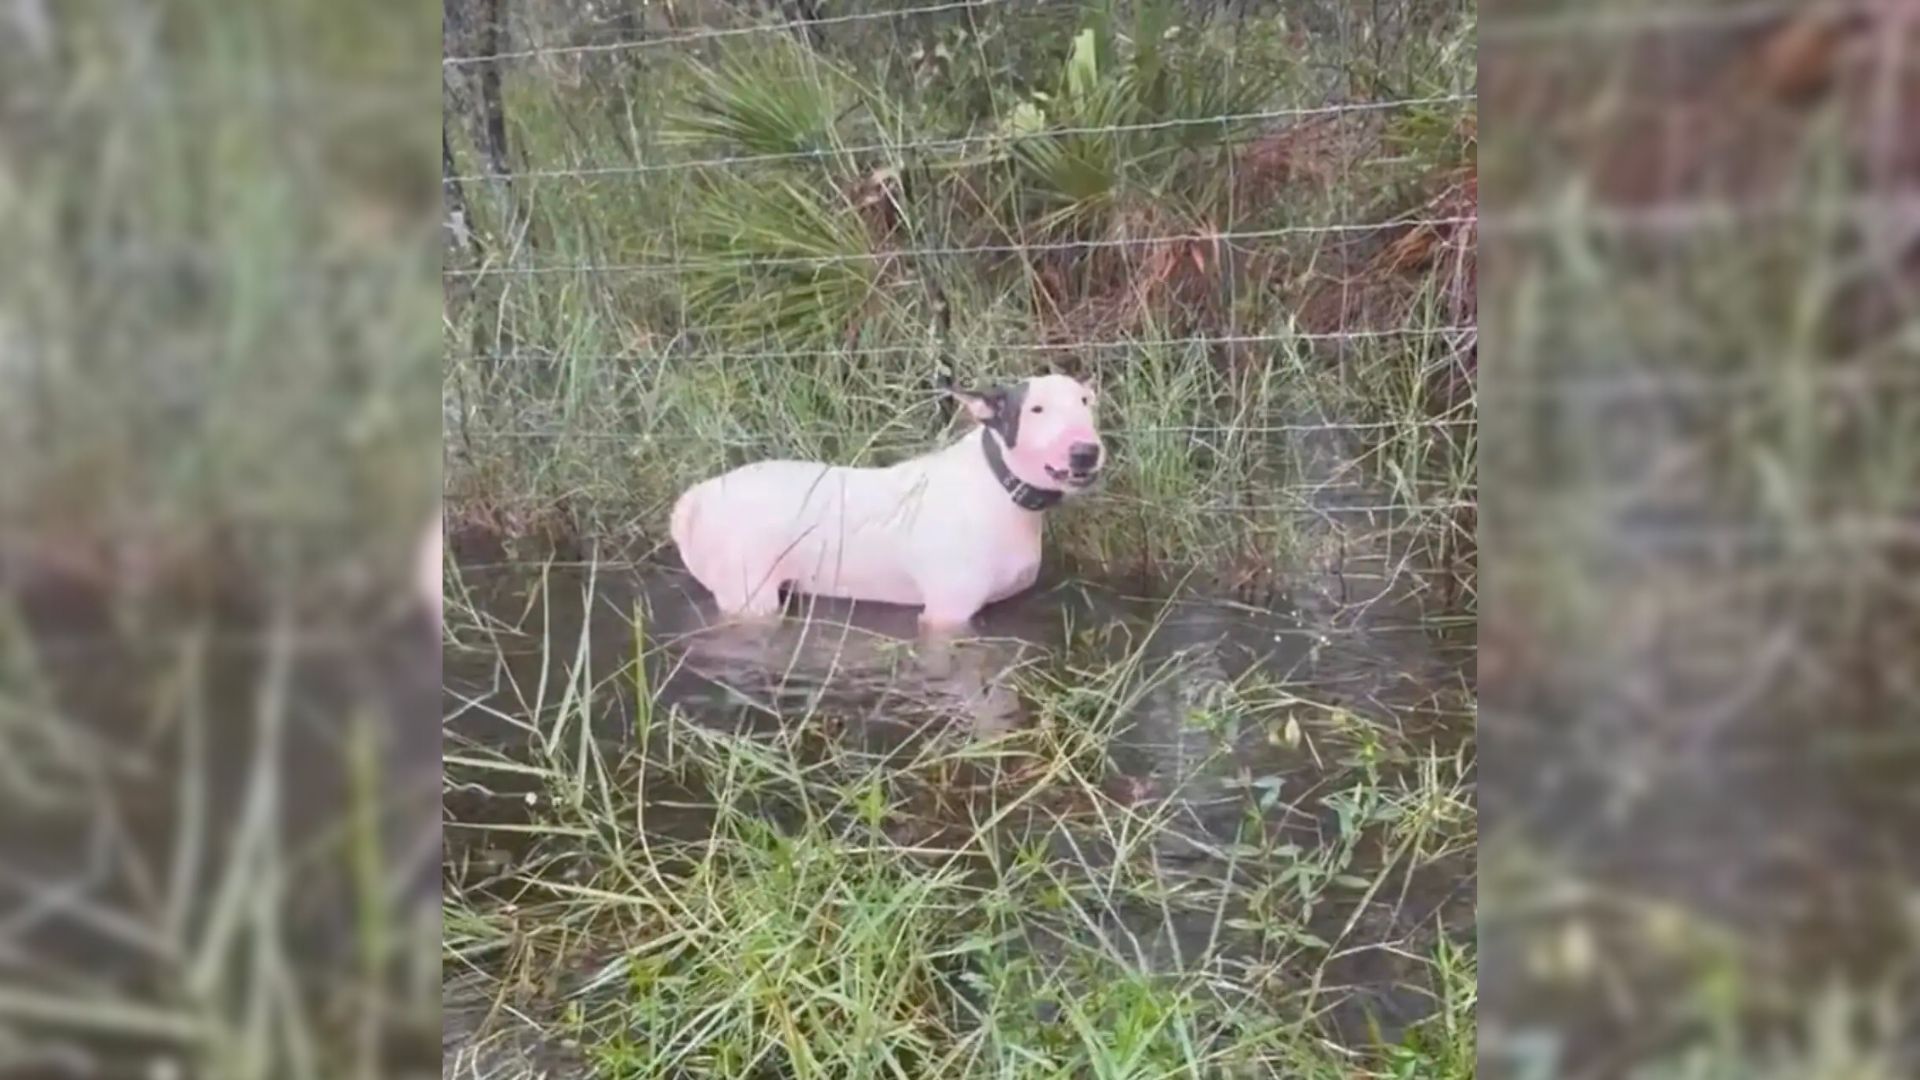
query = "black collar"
(981, 431, 1063, 511)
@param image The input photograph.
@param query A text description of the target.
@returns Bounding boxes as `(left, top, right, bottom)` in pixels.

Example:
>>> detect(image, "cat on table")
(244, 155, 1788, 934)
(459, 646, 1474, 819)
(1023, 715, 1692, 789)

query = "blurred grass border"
(1, 0, 441, 595)
(0, 1, 443, 1077)
(1479, 2, 1920, 1076)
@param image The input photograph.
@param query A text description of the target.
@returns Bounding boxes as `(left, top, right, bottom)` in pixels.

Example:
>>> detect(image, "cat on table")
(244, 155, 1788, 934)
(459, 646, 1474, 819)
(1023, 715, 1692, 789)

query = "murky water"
(442, 527, 1476, 1075)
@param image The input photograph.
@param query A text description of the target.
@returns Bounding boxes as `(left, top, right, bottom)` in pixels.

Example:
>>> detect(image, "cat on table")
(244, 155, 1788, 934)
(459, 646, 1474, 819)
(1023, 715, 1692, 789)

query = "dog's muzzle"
(1048, 441, 1104, 488)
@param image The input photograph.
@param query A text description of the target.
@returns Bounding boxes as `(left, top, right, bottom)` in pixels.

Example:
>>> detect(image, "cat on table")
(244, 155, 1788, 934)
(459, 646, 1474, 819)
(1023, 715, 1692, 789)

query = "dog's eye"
(1030, 405, 1044, 414)
(1081, 397, 1090, 406)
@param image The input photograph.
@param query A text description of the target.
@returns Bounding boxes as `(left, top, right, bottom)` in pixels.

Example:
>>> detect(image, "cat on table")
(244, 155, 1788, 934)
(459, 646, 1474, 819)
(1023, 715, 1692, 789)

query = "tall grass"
(1478, 5, 1920, 1075)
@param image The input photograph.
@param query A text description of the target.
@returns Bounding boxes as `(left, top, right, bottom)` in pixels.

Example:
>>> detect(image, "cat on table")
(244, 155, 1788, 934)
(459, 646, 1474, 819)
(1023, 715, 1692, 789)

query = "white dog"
(670, 373, 1105, 629)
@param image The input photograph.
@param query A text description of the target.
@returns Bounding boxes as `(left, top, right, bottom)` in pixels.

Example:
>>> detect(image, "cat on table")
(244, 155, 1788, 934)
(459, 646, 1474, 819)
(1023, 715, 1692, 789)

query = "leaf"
(666, 43, 846, 161)
(1066, 27, 1100, 104)
(1290, 930, 1332, 950)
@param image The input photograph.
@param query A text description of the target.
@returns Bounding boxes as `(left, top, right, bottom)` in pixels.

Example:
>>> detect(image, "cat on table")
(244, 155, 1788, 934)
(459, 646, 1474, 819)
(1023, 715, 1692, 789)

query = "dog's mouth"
(1046, 465, 1102, 489)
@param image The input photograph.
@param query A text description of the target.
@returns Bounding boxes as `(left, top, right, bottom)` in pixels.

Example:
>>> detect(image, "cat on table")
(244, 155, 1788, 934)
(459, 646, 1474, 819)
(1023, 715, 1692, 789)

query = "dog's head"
(949, 373, 1106, 493)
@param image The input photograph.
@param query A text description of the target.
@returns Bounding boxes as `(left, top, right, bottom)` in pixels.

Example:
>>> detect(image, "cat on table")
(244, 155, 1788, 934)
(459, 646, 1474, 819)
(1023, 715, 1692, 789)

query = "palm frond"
(666, 43, 847, 162)
(681, 175, 883, 348)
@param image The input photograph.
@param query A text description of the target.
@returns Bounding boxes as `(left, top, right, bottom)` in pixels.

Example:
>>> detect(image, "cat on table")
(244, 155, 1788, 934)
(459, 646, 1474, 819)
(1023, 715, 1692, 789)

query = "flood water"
(442, 527, 1477, 1075)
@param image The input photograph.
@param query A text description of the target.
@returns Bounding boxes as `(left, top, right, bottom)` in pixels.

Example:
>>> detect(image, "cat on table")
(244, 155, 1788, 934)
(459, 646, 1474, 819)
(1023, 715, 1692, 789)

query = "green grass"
(442, 556, 1478, 1079)
(1474, 10, 1920, 1076)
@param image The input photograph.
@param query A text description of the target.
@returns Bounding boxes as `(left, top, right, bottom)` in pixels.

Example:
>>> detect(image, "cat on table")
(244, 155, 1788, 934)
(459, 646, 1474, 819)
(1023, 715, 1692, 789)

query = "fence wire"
(1479, 0, 1883, 42)
(455, 325, 1476, 366)
(443, 93, 1478, 184)
(442, 216, 1480, 279)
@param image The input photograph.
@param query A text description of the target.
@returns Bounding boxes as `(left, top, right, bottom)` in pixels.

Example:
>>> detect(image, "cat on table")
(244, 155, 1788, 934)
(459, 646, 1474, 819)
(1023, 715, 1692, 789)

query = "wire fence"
(454, 325, 1475, 365)
(443, 0, 1885, 63)
(444, 0, 1019, 66)
(1478, 0, 1885, 42)
(439, 192, 1911, 280)
(463, 417, 1479, 441)
(442, 1, 1480, 570)
(442, 216, 1481, 278)
(442, 0, 1912, 563)
(439, 0, 1920, 564)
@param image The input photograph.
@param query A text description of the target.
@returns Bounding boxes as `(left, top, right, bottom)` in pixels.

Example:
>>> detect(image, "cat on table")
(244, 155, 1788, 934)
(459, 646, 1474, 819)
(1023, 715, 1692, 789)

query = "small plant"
(1004, 0, 1277, 232)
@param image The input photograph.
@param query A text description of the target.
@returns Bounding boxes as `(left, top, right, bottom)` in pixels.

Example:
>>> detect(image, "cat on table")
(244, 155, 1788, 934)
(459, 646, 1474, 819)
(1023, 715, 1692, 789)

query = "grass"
(442, 553, 1477, 1079)
(1476, 6, 1920, 1076)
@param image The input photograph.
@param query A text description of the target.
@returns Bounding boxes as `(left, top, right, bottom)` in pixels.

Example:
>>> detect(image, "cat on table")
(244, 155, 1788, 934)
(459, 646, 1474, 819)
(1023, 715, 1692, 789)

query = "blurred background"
(0, 0, 441, 1076)
(1480, 1, 1919, 1077)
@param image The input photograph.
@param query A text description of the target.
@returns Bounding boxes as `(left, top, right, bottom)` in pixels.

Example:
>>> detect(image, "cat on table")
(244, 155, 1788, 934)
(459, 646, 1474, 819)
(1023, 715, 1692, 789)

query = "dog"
(670, 373, 1104, 630)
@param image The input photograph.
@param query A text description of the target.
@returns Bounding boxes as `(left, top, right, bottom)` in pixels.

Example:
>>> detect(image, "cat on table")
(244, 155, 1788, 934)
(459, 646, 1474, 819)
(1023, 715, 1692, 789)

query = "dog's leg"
(917, 585, 986, 637)
(918, 611, 973, 637)
(711, 558, 786, 621)
(738, 582, 784, 618)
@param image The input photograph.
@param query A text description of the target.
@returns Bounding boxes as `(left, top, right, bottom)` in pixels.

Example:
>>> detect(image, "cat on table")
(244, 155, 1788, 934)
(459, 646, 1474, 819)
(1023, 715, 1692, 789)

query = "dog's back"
(671, 458, 942, 612)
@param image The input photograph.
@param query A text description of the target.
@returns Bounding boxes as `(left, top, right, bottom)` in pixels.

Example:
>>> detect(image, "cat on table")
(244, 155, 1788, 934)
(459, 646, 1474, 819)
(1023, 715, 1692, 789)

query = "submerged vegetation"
(0, 1, 439, 1076)
(442, 555, 1477, 1078)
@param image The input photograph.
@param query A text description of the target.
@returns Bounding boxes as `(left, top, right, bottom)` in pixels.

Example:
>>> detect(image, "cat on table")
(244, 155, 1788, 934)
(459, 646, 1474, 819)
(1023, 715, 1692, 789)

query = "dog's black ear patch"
(990, 381, 1028, 448)
(946, 379, 1028, 447)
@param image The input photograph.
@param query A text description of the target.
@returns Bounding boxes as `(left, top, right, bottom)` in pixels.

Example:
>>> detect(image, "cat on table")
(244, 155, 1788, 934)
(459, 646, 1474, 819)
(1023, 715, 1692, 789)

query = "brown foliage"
(844, 166, 905, 246)
(1231, 113, 1367, 206)
(1032, 203, 1236, 368)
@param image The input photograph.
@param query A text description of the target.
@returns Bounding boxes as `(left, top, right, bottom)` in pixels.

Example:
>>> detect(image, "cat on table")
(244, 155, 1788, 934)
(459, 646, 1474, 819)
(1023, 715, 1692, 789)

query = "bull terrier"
(670, 373, 1105, 631)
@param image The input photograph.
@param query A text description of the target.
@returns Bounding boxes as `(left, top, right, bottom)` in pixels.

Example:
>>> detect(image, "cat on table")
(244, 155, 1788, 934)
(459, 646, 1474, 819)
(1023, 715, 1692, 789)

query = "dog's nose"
(1069, 442, 1102, 471)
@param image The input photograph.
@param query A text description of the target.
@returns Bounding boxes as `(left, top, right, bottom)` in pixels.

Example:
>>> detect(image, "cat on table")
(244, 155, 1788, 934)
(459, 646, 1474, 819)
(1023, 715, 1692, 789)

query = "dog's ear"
(947, 383, 1009, 425)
